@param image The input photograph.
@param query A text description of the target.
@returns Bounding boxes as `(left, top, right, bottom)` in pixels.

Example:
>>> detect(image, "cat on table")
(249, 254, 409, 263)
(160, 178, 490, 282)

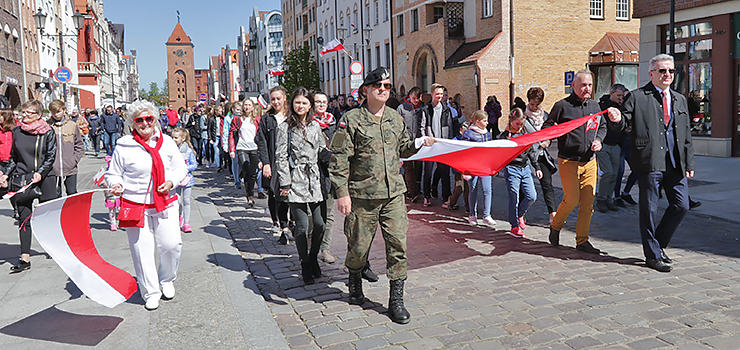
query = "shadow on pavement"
(0, 305, 123, 346)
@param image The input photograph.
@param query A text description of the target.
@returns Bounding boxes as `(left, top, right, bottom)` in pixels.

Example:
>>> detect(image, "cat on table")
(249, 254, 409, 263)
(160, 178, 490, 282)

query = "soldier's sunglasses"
(371, 82, 393, 90)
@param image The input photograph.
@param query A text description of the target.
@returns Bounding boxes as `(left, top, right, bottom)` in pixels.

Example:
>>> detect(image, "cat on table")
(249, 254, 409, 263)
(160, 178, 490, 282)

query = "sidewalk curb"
(196, 189, 290, 350)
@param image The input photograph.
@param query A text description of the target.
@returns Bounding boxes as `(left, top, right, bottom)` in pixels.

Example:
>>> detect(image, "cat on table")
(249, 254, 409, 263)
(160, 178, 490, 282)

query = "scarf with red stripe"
(132, 130, 174, 212)
(404, 97, 422, 109)
(313, 112, 335, 129)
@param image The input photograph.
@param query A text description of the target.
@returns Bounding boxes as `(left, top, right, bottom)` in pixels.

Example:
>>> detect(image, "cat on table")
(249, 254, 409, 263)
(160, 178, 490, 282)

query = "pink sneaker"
(509, 226, 524, 237)
(182, 223, 192, 233)
(110, 223, 118, 231)
(517, 216, 526, 230)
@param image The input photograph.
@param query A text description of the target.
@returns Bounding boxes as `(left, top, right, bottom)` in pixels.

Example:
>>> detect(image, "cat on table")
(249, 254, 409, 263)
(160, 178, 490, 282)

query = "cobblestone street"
(206, 169, 740, 350)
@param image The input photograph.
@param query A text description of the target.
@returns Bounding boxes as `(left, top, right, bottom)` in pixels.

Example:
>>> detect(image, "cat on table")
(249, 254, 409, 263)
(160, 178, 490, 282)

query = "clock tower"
(166, 21, 195, 110)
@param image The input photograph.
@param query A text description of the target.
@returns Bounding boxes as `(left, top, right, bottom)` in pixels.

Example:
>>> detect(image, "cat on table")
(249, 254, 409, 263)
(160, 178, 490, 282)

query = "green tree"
(281, 45, 320, 94)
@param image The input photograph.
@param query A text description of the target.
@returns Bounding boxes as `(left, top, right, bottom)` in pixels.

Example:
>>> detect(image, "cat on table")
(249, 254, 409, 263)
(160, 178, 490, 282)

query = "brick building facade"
(634, 0, 738, 157)
(392, 0, 639, 114)
(0, 1, 25, 108)
(166, 22, 196, 110)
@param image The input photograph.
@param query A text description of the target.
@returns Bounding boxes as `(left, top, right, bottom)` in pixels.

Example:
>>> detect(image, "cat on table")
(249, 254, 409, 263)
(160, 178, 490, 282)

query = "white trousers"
(126, 204, 182, 302)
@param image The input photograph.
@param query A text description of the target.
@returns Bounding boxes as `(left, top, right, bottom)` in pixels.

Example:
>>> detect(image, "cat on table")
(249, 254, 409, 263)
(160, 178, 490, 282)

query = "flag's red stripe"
(419, 145, 528, 176)
(60, 193, 138, 299)
(511, 111, 607, 147)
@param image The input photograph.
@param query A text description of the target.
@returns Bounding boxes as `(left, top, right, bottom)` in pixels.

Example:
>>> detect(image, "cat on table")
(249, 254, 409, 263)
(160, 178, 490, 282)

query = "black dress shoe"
(614, 198, 627, 208)
(621, 194, 637, 205)
(10, 260, 31, 273)
(595, 200, 609, 213)
(660, 249, 672, 264)
(257, 192, 266, 199)
(548, 227, 560, 247)
(689, 199, 702, 209)
(646, 258, 672, 272)
(277, 232, 289, 245)
(362, 262, 379, 282)
(576, 241, 603, 254)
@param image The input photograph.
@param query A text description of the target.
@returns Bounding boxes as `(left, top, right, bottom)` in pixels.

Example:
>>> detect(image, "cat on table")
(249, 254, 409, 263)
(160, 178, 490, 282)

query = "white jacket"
(107, 130, 187, 204)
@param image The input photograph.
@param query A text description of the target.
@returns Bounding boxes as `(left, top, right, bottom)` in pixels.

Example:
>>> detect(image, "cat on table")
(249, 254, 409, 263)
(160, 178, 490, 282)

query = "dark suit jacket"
(620, 82, 694, 174)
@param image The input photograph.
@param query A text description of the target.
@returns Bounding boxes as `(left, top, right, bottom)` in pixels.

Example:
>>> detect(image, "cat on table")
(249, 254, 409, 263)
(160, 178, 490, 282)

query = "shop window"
(616, 0, 629, 20)
(663, 20, 713, 136)
(590, 0, 603, 19)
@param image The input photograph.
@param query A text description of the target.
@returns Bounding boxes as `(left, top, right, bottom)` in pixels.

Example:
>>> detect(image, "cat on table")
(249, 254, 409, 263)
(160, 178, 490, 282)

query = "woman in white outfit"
(107, 99, 187, 311)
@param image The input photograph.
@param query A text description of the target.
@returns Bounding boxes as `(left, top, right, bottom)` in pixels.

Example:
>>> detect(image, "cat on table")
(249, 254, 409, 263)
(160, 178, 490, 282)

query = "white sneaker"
(483, 216, 497, 228)
(145, 298, 159, 310)
(468, 216, 478, 225)
(161, 283, 175, 300)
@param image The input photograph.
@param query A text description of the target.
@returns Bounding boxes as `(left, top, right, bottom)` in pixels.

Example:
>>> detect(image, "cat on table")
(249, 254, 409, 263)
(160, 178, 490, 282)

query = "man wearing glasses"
(618, 54, 694, 273)
(330, 67, 435, 324)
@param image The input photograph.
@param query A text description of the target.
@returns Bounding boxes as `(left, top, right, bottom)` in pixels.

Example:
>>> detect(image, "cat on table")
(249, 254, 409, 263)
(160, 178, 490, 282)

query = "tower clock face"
(175, 49, 185, 57)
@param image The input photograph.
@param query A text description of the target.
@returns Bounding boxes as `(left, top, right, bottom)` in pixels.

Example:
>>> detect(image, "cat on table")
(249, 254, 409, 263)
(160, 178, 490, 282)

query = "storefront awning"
(589, 33, 639, 64)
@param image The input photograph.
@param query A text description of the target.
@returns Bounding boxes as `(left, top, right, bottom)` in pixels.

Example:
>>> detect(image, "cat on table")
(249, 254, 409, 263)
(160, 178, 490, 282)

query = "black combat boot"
(348, 272, 365, 305)
(362, 261, 379, 282)
(388, 279, 410, 324)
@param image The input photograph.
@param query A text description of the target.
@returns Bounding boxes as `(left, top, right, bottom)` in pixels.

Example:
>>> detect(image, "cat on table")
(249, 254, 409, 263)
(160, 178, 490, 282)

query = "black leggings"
(537, 156, 557, 214)
(58, 174, 78, 196)
(18, 175, 59, 255)
(268, 188, 290, 228)
(237, 150, 259, 197)
(290, 202, 326, 262)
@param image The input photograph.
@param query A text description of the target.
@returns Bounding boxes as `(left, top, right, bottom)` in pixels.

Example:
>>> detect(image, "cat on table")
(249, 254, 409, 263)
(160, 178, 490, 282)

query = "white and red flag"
(30, 190, 138, 308)
(257, 94, 269, 109)
(403, 111, 607, 176)
(320, 38, 345, 57)
(269, 68, 284, 77)
(93, 166, 106, 187)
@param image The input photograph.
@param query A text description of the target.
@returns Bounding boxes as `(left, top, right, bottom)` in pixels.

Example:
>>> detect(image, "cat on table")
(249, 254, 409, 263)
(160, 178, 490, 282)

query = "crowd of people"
(0, 54, 697, 317)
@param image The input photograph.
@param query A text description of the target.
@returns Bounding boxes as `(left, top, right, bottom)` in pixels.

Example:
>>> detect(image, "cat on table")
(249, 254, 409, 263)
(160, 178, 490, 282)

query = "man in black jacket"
(618, 54, 694, 273)
(596, 84, 628, 212)
(100, 105, 122, 156)
(544, 70, 621, 254)
(419, 83, 456, 208)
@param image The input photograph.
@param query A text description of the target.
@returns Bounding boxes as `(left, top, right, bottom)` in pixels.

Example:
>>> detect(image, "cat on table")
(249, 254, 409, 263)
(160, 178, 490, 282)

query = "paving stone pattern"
(207, 170, 740, 350)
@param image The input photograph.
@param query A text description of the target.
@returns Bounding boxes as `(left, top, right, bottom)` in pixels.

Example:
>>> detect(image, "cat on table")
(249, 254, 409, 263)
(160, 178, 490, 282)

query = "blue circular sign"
(54, 67, 73, 83)
(199, 93, 207, 102)
(351, 89, 359, 100)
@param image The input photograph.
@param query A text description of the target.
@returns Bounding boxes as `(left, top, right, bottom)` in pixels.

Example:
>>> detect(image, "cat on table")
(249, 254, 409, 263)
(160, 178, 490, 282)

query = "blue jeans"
(231, 154, 241, 186)
(467, 176, 491, 218)
(502, 165, 537, 229)
(102, 132, 119, 156)
(212, 140, 221, 167)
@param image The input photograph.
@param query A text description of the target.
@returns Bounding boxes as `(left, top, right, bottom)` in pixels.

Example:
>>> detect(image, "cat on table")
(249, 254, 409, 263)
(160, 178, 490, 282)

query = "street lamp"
(33, 8, 87, 104)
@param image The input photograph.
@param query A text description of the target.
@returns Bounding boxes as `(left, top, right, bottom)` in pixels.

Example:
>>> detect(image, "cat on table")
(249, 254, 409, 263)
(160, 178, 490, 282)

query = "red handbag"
(118, 199, 145, 228)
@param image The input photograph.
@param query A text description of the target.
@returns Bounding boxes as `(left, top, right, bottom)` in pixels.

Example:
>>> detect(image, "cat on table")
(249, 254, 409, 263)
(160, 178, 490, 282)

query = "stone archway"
(411, 44, 439, 93)
(3, 85, 20, 109)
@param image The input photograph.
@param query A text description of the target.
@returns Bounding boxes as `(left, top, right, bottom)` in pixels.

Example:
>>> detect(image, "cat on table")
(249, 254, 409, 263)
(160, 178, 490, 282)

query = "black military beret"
(361, 67, 391, 87)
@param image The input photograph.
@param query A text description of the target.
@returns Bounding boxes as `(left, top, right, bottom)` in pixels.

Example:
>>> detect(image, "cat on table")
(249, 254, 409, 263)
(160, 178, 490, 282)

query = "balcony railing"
(78, 62, 99, 76)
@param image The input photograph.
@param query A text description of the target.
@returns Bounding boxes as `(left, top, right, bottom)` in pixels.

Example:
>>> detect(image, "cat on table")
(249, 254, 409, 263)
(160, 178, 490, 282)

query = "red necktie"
(662, 91, 670, 126)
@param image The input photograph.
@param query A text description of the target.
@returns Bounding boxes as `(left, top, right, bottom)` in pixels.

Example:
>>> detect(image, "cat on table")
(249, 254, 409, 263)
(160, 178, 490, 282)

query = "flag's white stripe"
(403, 138, 519, 161)
(31, 195, 126, 308)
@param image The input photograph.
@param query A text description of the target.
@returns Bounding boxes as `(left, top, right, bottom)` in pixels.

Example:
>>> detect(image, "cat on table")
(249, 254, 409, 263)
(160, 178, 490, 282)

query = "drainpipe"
(509, 0, 515, 109)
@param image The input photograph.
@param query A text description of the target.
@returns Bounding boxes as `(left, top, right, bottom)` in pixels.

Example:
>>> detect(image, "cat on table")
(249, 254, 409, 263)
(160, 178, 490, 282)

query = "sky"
(103, 0, 281, 91)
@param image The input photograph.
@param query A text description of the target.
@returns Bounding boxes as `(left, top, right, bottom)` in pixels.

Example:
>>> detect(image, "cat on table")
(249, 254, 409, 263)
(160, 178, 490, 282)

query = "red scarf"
(404, 97, 422, 109)
(20, 119, 52, 135)
(132, 130, 175, 212)
(313, 112, 335, 129)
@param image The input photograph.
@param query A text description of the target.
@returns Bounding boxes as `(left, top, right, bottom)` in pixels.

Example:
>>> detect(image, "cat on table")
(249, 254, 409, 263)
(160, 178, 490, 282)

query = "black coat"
(5, 126, 57, 178)
(186, 113, 201, 140)
(256, 112, 280, 191)
(544, 93, 607, 162)
(619, 82, 694, 174)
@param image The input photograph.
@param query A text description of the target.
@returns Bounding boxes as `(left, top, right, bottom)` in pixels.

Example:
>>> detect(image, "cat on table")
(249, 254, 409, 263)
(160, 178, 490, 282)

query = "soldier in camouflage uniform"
(330, 67, 435, 324)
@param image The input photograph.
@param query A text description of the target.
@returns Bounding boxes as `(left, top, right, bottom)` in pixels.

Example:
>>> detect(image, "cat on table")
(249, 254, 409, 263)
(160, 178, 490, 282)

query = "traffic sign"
(350, 74, 363, 89)
(199, 93, 207, 102)
(54, 66, 73, 83)
(351, 89, 359, 100)
(564, 71, 575, 86)
(350, 61, 363, 75)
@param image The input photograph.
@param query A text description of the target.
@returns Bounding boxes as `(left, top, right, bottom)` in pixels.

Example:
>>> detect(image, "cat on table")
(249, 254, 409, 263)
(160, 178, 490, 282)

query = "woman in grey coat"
(276, 87, 329, 285)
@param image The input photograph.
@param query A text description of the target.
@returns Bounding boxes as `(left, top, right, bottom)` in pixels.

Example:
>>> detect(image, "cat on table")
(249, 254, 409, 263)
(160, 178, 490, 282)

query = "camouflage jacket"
(330, 105, 419, 199)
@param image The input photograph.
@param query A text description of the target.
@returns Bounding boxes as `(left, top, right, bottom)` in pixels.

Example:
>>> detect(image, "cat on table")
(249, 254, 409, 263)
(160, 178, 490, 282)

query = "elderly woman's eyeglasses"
(134, 115, 155, 125)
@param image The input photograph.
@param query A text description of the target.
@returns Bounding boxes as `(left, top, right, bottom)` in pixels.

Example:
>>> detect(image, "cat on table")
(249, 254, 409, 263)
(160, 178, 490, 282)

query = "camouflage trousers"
(344, 194, 408, 281)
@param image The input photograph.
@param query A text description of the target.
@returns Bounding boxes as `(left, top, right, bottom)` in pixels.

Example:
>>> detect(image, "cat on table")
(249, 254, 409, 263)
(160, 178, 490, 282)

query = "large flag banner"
(269, 68, 285, 77)
(320, 38, 345, 57)
(404, 111, 606, 176)
(31, 190, 138, 308)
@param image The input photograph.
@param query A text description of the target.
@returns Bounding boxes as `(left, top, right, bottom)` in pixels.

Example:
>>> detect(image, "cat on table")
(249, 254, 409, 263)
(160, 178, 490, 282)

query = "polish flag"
(93, 166, 106, 186)
(2, 183, 33, 200)
(30, 190, 138, 308)
(404, 111, 607, 176)
(320, 38, 345, 57)
(269, 68, 284, 77)
(257, 94, 269, 109)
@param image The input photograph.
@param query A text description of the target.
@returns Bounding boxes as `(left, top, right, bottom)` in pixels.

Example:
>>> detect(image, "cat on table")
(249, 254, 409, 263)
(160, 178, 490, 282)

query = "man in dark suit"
(620, 54, 695, 272)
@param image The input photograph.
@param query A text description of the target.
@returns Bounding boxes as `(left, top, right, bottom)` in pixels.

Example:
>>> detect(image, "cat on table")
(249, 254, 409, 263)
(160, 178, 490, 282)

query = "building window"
(383, 0, 389, 22)
(365, 4, 370, 26)
(375, 47, 381, 70)
(374, 1, 379, 25)
(482, 0, 493, 18)
(341, 56, 346, 78)
(662, 21, 713, 136)
(332, 59, 336, 80)
(367, 48, 372, 71)
(433, 6, 444, 23)
(590, 0, 603, 19)
(397, 14, 404, 37)
(616, 0, 629, 21)
(411, 9, 419, 32)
